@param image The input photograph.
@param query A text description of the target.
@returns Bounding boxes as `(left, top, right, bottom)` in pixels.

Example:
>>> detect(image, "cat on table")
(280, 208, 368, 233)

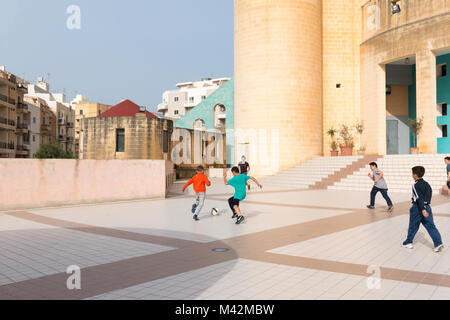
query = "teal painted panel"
(437, 115, 448, 126)
(174, 79, 234, 164)
(437, 54, 450, 154)
(438, 138, 450, 153)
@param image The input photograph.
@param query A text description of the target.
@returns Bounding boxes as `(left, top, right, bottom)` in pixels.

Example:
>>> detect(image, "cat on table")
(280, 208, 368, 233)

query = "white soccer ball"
(211, 208, 219, 216)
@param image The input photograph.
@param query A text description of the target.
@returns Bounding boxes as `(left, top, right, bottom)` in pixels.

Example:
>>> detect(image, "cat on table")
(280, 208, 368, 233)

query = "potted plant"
(358, 146, 366, 156)
(338, 124, 354, 156)
(327, 127, 338, 156)
(409, 116, 424, 154)
(331, 141, 339, 156)
(355, 121, 365, 155)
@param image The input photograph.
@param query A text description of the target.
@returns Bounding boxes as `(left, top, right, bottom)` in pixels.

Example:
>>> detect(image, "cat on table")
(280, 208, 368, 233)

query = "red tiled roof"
(98, 99, 158, 118)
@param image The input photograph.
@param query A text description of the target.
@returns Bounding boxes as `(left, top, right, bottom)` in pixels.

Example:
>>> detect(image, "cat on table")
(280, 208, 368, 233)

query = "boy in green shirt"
(223, 166, 262, 225)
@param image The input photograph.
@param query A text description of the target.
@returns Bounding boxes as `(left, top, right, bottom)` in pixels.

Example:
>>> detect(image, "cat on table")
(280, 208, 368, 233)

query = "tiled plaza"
(0, 179, 449, 300)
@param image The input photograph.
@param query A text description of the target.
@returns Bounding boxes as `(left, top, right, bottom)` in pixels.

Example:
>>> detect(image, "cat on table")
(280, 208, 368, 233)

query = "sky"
(0, 0, 234, 112)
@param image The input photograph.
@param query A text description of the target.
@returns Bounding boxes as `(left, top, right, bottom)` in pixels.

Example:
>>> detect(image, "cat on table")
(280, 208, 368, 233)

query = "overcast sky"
(0, 0, 234, 112)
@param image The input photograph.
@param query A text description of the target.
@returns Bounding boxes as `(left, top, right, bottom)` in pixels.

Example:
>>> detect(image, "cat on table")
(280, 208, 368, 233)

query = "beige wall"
(235, 0, 323, 176)
(322, 0, 362, 154)
(81, 116, 173, 160)
(386, 85, 409, 116)
(0, 159, 174, 210)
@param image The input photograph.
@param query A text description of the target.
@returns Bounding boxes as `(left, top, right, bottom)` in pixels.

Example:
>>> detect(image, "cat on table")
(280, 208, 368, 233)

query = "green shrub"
(34, 143, 75, 159)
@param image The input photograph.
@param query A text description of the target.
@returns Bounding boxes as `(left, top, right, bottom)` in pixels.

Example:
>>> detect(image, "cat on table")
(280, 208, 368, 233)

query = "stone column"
(415, 49, 437, 153)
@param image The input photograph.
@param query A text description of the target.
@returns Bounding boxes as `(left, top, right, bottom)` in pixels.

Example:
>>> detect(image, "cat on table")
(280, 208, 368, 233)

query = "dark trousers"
(405, 204, 443, 247)
(370, 186, 393, 207)
(228, 197, 240, 214)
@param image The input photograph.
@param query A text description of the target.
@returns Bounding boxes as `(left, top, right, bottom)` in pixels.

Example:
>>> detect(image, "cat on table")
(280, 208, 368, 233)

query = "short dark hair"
(369, 162, 378, 168)
(445, 157, 450, 161)
(231, 167, 240, 174)
(412, 166, 425, 178)
(196, 166, 204, 172)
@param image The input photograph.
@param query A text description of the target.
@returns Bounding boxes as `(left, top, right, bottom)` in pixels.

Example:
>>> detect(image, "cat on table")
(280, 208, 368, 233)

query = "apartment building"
(26, 78, 75, 154)
(24, 96, 56, 147)
(157, 77, 230, 119)
(0, 66, 31, 158)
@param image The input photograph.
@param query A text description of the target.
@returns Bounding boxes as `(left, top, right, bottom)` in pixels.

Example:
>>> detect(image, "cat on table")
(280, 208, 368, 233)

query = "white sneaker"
(402, 243, 414, 249)
(434, 244, 444, 253)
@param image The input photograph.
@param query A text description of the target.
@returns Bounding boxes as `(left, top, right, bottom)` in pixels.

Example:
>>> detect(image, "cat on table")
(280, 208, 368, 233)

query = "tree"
(409, 116, 424, 149)
(34, 143, 75, 159)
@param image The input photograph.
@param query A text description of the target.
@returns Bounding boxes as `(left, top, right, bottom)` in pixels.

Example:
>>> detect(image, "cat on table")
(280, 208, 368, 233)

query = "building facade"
(174, 78, 234, 165)
(24, 96, 56, 147)
(81, 100, 173, 160)
(0, 66, 31, 158)
(157, 78, 230, 119)
(27, 102, 41, 158)
(26, 78, 75, 154)
(235, 0, 450, 176)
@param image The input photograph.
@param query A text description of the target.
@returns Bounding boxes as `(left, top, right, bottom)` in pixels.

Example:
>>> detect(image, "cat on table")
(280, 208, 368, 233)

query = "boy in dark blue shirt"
(402, 166, 444, 253)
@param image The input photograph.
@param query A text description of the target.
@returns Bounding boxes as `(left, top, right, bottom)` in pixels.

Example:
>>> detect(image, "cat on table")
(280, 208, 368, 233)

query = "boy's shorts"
(228, 197, 240, 208)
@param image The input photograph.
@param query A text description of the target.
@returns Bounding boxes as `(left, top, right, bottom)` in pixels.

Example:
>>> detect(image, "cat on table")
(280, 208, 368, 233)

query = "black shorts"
(228, 197, 240, 210)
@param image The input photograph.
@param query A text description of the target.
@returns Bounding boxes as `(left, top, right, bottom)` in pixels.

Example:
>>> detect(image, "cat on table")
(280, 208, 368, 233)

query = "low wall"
(0, 159, 174, 211)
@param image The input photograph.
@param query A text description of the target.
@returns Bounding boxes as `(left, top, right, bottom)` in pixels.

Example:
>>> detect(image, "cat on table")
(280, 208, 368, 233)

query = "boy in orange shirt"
(182, 166, 211, 221)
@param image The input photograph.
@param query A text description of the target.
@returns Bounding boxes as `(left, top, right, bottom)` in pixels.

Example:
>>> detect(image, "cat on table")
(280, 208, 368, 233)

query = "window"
(116, 129, 125, 152)
(189, 97, 194, 103)
(80, 110, 83, 115)
(437, 63, 447, 78)
(438, 103, 448, 116)
(33, 117, 36, 124)
(443, 125, 448, 138)
(202, 96, 206, 100)
(163, 131, 169, 153)
(174, 110, 179, 115)
(32, 135, 35, 142)
(174, 97, 179, 102)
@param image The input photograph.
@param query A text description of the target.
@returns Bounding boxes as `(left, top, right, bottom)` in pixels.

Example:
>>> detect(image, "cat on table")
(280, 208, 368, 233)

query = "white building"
(157, 77, 230, 119)
(28, 103, 40, 158)
(26, 78, 75, 153)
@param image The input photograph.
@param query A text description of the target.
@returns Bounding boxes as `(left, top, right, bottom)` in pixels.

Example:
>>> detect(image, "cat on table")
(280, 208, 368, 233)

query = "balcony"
(66, 121, 74, 128)
(16, 144, 29, 156)
(41, 123, 51, 132)
(16, 123, 29, 134)
(8, 98, 16, 106)
(17, 103, 29, 113)
(58, 134, 66, 141)
(157, 103, 168, 112)
(0, 117, 15, 130)
(0, 93, 7, 104)
(0, 141, 15, 155)
(58, 118, 66, 126)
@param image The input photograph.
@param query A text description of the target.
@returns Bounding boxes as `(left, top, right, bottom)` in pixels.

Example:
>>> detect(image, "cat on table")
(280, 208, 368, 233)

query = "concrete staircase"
(329, 154, 450, 194)
(259, 156, 364, 190)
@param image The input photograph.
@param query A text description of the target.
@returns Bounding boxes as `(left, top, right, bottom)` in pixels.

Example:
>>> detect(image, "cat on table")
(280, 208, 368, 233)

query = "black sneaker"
(232, 213, 238, 219)
(367, 205, 375, 209)
(193, 215, 199, 221)
(387, 206, 394, 213)
(192, 204, 197, 214)
(236, 216, 245, 225)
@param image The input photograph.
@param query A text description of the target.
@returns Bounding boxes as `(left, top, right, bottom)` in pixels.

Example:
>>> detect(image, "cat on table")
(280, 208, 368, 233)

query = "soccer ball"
(211, 208, 219, 216)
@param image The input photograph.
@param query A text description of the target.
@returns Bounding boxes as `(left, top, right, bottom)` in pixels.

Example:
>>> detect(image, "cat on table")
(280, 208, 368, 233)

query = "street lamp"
(392, 1, 401, 14)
